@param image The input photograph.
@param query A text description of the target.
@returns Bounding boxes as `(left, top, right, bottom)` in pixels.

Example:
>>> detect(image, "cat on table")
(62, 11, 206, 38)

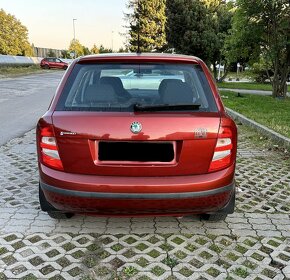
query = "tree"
(99, 45, 112, 53)
(0, 9, 33, 56)
(23, 44, 34, 57)
(166, 0, 233, 80)
(91, 44, 99, 54)
(166, 1, 216, 66)
(206, 1, 234, 81)
(118, 47, 129, 53)
(82, 46, 90, 55)
(225, 0, 290, 98)
(126, 0, 167, 52)
(61, 50, 70, 59)
(68, 39, 84, 57)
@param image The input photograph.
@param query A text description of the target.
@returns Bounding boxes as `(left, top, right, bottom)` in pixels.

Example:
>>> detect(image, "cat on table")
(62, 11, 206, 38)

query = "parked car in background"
(40, 57, 68, 70)
(37, 53, 237, 221)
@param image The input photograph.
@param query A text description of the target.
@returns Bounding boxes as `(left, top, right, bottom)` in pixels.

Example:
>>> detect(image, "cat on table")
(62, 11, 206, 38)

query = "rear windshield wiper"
(133, 103, 201, 112)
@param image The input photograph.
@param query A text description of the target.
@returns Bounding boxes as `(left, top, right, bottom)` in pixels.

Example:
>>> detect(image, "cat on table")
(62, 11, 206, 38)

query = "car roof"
(77, 53, 202, 64)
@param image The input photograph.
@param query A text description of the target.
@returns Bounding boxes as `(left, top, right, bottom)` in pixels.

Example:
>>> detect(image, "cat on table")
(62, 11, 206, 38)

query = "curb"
(219, 88, 290, 97)
(226, 107, 290, 149)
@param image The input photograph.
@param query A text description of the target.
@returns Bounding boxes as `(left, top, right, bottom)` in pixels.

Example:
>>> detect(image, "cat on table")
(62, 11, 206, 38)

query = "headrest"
(84, 84, 117, 103)
(160, 80, 194, 104)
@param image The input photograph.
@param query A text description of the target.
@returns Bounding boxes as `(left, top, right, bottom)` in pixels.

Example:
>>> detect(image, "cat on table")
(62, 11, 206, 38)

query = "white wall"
(0, 55, 73, 65)
(0, 55, 42, 65)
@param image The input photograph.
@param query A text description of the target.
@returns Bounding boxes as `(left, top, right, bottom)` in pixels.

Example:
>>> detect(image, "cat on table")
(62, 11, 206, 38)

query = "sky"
(0, 0, 129, 50)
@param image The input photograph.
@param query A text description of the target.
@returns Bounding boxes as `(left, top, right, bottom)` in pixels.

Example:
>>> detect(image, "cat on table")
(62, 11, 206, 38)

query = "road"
(0, 71, 64, 146)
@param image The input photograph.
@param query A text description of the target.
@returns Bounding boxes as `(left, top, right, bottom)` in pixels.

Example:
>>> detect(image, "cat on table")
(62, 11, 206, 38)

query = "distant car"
(37, 53, 237, 221)
(40, 57, 68, 70)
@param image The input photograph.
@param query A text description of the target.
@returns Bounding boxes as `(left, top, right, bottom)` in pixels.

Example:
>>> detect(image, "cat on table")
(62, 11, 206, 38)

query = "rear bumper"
(41, 181, 233, 199)
(39, 163, 235, 215)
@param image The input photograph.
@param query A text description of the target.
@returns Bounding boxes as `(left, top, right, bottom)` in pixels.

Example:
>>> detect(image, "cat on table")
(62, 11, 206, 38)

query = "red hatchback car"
(40, 57, 68, 70)
(37, 53, 237, 220)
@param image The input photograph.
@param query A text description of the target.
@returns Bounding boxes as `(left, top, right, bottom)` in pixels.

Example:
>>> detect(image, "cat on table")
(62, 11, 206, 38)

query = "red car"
(40, 57, 68, 70)
(37, 53, 237, 220)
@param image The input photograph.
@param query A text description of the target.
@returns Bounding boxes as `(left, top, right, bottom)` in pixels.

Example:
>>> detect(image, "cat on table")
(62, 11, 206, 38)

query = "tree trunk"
(272, 41, 290, 98)
(272, 73, 288, 98)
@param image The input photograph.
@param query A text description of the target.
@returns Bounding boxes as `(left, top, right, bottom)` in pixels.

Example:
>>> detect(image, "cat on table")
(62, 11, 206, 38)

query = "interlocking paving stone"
(0, 125, 289, 279)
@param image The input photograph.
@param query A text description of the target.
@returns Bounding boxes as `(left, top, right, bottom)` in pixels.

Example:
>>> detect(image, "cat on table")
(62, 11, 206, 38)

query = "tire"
(44, 64, 50, 69)
(201, 213, 228, 221)
(39, 184, 74, 219)
(201, 187, 236, 221)
(63, 65, 68, 70)
(47, 212, 74, 219)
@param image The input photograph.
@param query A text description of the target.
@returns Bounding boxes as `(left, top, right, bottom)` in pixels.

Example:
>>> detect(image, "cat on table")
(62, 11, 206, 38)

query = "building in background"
(33, 47, 63, 58)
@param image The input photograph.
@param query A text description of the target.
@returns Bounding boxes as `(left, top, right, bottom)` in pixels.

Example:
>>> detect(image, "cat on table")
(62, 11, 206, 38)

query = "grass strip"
(0, 65, 48, 78)
(218, 82, 290, 92)
(220, 90, 290, 138)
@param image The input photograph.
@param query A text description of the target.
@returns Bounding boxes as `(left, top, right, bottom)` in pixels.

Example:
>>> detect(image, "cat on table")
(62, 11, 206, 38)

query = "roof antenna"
(137, 0, 141, 54)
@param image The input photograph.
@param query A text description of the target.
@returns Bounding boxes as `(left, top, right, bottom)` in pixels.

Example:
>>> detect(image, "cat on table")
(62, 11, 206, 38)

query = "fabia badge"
(130, 121, 142, 134)
(194, 128, 208, 139)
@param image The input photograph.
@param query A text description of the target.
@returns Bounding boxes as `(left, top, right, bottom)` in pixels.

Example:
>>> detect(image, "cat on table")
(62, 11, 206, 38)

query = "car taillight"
(39, 126, 63, 170)
(209, 124, 235, 172)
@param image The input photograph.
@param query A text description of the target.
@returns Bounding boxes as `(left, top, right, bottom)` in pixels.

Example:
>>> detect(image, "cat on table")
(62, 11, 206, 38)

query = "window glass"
(56, 63, 217, 112)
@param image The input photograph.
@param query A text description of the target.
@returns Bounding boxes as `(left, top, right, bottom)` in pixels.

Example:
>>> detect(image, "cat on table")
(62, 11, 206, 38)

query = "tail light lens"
(38, 125, 63, 170)
(209, 121, 236, 172)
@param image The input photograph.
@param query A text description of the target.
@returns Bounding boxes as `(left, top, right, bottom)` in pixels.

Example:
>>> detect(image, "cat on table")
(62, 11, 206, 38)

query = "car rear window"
(56, 63, 218, 112)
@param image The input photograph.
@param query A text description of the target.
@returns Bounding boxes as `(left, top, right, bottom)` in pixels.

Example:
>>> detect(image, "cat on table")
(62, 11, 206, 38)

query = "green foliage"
(0, 9, 33, 56)
(166, 0, 233, 74)
(122, 266, 138, 277)
(24, 44, 34, 57)
(166, 0, 212, 61)
(99, 45, 112, 53)
(127, 0, 167, 52)
(118, 47, 129, 53)
(82, 46, 90, 56)
(251, 58, 273, 83)
(225, 0, 290, 97)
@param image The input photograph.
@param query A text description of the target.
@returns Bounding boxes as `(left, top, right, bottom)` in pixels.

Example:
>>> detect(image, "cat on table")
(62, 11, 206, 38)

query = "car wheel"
(63, 65, 68, 70)
(47, 211, 74, 219)
(44, 65, 50, 69)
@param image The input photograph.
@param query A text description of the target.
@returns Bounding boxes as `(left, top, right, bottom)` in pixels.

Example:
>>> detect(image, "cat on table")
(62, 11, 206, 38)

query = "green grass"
(219, 82, 272, 91)
(220, 90, 290, 138)
(0, 65, 49, 78)
(218, 82, 290, 92)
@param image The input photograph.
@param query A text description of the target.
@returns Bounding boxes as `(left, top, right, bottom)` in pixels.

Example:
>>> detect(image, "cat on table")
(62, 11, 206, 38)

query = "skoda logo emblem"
(130, 121, 142, 134)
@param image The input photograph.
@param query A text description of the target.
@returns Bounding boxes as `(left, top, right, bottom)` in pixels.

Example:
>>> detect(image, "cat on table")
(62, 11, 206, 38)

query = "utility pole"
(137, 0, 141, 53)
(111, 31, 114, 52)
(73, 18, 77, 58)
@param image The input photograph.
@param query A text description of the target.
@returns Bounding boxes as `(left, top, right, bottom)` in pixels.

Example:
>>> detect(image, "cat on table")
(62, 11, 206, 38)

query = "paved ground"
(0, 125, 289, 279)
(0, 71, 64, 146)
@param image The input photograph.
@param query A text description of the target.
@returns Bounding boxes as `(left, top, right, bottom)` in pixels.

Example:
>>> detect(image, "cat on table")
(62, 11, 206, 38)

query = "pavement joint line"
(0, 124, 290, 278)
